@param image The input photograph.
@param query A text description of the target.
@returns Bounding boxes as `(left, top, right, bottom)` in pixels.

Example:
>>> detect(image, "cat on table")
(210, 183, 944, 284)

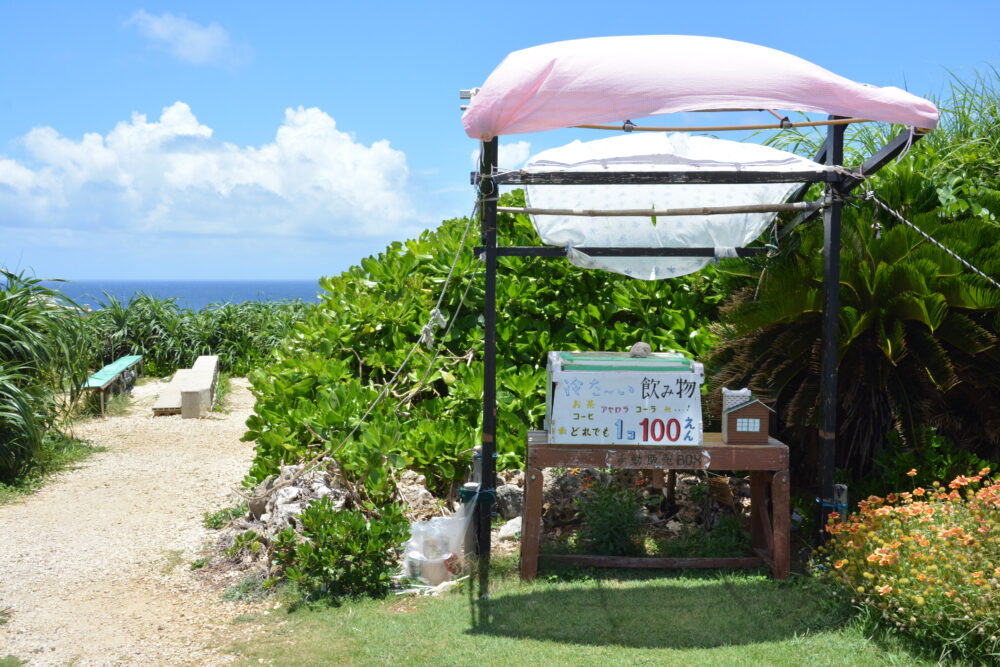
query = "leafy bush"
(816, 468, 1000, 662)
(854, 428, 994, 501)
(271, 497, 409, 605)
(203, 502, 248, 529)
(576, 483, 645, 556)
(244, 190, 727, 497)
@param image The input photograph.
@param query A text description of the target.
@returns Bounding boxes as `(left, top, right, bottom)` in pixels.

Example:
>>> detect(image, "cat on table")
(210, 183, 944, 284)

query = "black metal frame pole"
(819, 119, 846, 533)
(477, 137, 499, 596)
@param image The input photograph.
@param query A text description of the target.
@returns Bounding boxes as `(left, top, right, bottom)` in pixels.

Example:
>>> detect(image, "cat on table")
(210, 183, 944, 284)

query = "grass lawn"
(232, 559, 930, 666)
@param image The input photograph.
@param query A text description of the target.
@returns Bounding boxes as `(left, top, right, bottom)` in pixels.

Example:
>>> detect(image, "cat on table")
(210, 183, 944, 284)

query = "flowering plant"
(816, 468, 999, 661)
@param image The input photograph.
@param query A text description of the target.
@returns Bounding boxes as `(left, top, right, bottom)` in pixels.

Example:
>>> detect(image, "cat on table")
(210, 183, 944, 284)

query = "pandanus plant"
(0, 271, 90, 481)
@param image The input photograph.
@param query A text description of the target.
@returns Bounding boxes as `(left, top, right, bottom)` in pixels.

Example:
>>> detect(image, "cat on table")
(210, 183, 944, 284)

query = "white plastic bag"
(402, 499, 477, 585)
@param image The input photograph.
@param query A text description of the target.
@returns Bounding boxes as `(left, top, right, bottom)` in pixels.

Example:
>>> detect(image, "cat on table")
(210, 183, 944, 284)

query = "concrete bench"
(83, 355, 143, 417)
(152, 355, 219, 418)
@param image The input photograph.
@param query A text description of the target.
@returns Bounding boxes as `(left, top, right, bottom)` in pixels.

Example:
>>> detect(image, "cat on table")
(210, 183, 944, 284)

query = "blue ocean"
(42, 279, 323, 311)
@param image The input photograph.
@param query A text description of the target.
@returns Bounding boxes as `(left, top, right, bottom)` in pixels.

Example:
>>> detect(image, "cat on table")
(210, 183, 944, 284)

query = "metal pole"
(478, 137, 499, 596)
(819, 118, 845, 534)
(496, 201, 823, 217)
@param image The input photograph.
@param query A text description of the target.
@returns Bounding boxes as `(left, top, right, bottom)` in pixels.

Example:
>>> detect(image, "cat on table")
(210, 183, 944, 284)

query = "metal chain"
(860, 190, 1000, 290)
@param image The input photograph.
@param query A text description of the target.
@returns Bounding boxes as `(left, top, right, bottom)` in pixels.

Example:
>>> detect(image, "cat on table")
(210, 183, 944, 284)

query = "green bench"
(83, 355, 143, 416)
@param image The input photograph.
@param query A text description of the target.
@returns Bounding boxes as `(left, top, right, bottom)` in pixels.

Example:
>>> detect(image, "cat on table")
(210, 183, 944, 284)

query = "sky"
(1, 0, 997, 280)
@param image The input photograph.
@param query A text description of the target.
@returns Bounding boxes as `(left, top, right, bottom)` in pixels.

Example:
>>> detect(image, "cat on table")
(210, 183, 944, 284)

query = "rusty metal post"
(819, 118, 846, 536)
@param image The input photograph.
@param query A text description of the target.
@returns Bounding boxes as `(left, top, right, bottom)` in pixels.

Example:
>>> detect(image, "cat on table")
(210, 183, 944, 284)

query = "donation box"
(545, 351, 704, 445)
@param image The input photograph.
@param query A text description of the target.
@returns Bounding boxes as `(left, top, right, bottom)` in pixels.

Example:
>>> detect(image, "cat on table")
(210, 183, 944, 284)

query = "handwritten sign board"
(546, 351, 704, 446)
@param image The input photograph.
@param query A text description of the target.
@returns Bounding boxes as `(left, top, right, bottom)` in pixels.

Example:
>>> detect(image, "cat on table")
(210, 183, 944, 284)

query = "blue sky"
(1, 0, 996, 280)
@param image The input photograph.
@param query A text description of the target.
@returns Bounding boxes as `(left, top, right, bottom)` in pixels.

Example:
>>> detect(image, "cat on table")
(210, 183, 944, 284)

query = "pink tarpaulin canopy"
(462, 36, 939, 139)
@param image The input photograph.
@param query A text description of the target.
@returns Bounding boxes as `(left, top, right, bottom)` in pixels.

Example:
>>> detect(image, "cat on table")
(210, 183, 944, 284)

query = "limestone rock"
(498, 517, 522, 541)
(629, 341, 652, 358)
(397, 470, 440, 521)
(499, 469, 524, 488)
(495, 484, 523, 520)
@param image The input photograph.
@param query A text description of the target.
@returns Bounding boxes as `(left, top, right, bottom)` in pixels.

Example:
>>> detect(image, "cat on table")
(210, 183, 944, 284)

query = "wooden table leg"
(749, 471, 772, 557)
(520, 466, 544, 580)
(770, 470, 791, 579)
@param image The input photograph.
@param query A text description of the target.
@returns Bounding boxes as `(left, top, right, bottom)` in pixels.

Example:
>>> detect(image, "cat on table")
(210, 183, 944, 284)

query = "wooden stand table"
(519, 430, 790, 580)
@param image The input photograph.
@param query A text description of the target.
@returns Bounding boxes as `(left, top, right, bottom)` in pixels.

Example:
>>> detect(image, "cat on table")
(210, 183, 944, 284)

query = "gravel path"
(0, 378, 267, 666)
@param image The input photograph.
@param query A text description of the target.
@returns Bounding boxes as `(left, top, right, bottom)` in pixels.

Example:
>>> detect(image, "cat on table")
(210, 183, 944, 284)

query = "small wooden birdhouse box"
(721, 388, 774, 445)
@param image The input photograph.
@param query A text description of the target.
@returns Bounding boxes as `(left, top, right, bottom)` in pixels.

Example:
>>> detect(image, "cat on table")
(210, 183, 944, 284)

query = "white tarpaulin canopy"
(524, 133, 831, 279)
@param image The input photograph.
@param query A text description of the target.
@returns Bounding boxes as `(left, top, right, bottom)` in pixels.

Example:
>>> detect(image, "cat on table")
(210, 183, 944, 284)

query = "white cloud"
(469, 140, 532, 170)
(0, 102, 417, 239)
(127, 10, 249, 66)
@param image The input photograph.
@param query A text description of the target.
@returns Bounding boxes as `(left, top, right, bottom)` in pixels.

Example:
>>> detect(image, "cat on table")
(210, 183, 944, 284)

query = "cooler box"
(545, 351, 704, 445)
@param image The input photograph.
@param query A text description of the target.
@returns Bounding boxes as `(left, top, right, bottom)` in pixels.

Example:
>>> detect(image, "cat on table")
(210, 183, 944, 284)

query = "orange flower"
(833, 559, 847, 569)
(913, 487, 926, 497)
(979, 466, 991, 477)
(906, 469, 918, 477)
(877, 585, 893, 595)
(945, 590, 958, 598)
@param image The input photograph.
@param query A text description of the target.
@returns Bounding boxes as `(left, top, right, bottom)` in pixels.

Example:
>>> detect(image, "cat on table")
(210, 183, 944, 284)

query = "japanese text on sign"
(605, 449, 711, 469)
(550, 372, 703, 445)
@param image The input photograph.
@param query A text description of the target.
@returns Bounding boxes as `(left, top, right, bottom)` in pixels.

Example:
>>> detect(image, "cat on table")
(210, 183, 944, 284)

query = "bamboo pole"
(497, 201, 823, 217)
(575, 117, 871, 133)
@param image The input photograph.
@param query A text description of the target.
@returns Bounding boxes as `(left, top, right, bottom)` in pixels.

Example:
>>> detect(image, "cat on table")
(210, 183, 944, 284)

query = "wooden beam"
(574, 116, 871, 133)
(547, 554, 766, 569)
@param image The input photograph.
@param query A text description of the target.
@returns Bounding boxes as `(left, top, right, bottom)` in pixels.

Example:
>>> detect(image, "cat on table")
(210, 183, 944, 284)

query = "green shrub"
(816, 468, 1000, 662)
(271, 497, 409, 605)
(243, 189, 727, 496)
(203, 502, 247, 529)
(854, 428, 994, 501)
(226, 530, 264, 558)
(576, 483, 645, 556)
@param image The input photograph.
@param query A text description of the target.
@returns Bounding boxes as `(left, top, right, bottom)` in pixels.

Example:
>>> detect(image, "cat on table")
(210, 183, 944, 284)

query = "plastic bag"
(402, 497, 477, 585)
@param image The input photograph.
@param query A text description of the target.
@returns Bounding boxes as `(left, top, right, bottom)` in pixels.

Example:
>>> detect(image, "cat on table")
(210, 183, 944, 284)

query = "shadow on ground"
(468, 568, 842, 650)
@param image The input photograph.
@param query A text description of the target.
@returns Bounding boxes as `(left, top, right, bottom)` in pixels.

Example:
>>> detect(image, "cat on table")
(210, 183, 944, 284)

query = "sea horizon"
(41, 278, 323, 311)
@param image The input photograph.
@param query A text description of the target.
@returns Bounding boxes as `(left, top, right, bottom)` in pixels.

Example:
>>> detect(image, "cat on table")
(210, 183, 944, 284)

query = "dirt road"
(0, 379, 265, 665)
